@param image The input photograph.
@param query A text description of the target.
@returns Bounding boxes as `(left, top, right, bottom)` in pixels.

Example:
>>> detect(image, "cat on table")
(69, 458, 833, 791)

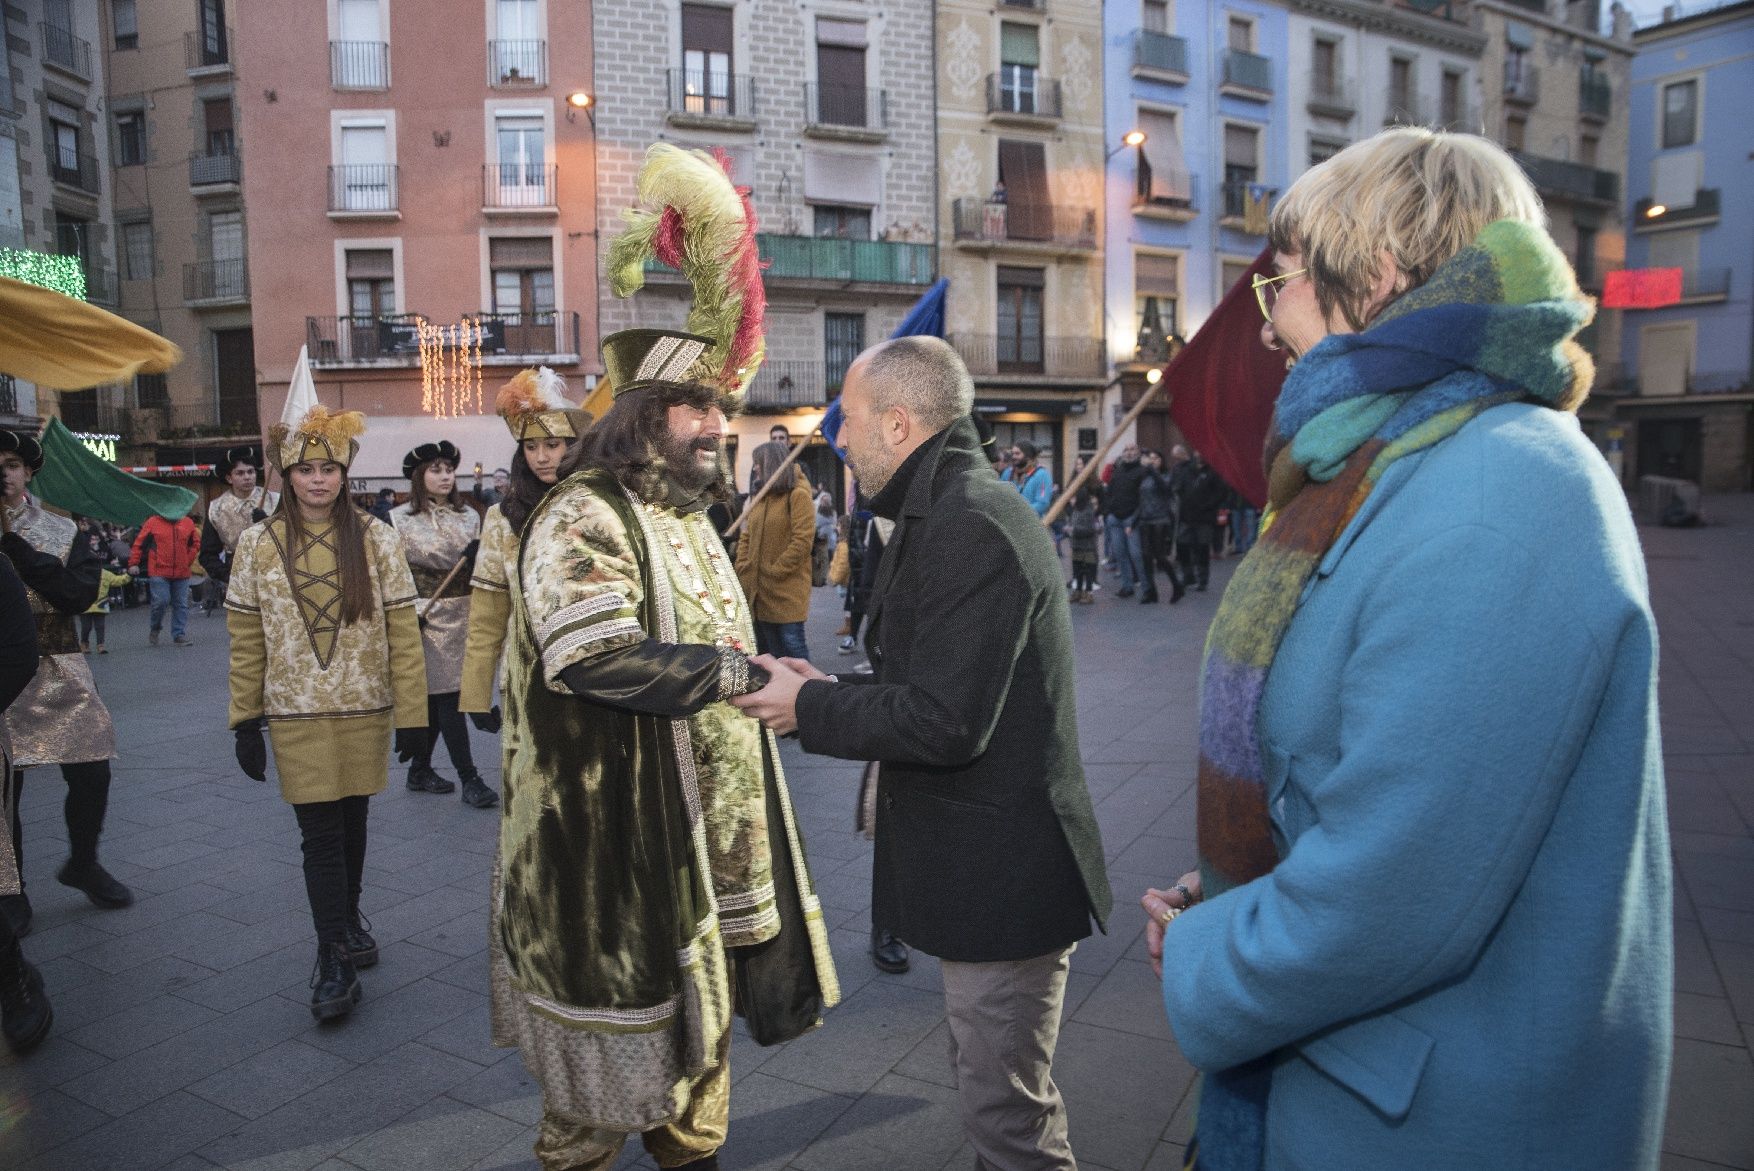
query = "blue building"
(1103, 0, 1289, 454)
(1616, 0, 1753, 491)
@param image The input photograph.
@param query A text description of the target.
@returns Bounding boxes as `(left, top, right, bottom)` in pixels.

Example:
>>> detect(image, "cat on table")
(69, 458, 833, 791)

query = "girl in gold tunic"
(225, 406, 426, 1021)
(391, 441, 496, 808)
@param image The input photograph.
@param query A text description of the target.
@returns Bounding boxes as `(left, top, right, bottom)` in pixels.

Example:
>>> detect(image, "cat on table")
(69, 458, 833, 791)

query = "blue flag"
(822, 277, 948, 461)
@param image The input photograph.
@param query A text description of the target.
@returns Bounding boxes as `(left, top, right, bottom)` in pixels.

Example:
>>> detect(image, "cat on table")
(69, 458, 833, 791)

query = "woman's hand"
(1141, 870, 1202, 979)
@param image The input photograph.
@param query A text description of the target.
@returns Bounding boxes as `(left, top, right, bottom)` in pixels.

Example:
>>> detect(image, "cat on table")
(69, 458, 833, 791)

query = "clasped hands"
(1140, 870, 1202, 978)
(729, 654, 829, 735)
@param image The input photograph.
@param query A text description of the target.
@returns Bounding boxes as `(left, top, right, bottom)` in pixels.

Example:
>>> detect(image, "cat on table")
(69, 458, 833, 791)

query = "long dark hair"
(275, 482, 376, 626)
(559, 381, 734, 504)
(749, 440, 796, 495)
(501, 444, 565, 532)
(408, 459, 462, 514)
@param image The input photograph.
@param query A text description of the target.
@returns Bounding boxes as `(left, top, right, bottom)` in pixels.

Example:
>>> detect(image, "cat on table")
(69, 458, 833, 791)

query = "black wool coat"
(795, 418, 1112, 962)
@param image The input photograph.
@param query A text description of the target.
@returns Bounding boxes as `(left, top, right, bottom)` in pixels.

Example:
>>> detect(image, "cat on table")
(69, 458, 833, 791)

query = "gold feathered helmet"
(495, 366, 592, 441)
(268, 405, 367, 472)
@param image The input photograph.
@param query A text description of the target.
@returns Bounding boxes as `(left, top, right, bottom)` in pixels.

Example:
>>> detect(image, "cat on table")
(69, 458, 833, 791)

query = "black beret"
(216, 445, 263, 480)
(0, 429, 44, 472)
(403, 440, 462, 481)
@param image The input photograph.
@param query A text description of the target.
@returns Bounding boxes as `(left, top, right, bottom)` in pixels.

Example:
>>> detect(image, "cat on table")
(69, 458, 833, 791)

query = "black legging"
(416, 692, 475, 772)
(1138, 522, 1183, 597)
(292, 795, 369, 944)
(1178, 522, 1213, 587)
(8, 760, 111, 885)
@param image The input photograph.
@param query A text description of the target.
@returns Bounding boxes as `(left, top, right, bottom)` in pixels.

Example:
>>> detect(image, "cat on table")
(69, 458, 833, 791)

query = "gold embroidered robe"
(459, 502, 517, 712)
(207, 487, 279, 553)
(390, 502, 480, 694)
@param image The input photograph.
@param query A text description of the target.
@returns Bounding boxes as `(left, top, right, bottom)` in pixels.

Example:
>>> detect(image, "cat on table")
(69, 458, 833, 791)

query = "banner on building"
(1601, 267, 1683, 309)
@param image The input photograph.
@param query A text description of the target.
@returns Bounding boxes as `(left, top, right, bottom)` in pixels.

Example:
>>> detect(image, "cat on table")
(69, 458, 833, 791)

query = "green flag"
(31, 418, 198, 527)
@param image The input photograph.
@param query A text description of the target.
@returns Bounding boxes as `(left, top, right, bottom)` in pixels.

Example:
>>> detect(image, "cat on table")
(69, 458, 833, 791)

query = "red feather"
(721, 166, 767, 388)
(653, 206, 686, 271)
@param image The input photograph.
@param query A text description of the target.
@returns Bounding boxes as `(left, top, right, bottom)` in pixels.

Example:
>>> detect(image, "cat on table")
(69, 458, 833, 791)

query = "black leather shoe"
(1139, 590, 1159, 604)
(0, 938, 52, 1054)
(870, 927, 910, 974)
(309, 941, 362, 1021)
(56, 861, 134, 909)
(1116, 587, 1135, 599)
(345, 913, 378, 969)
(0, 892, 32, 938)
(458, 770, 499, 809)
(670, 1153, 720, 1170)
(405, 762, 456, 794)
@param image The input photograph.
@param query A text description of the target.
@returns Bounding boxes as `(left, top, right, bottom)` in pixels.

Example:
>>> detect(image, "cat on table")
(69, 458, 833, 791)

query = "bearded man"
(490, 327, 839, 1171)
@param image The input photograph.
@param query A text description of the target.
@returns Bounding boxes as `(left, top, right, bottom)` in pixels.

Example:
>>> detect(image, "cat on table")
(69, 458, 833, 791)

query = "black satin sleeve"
(198, 517, 228, 582)
(557, 638, 769, 719)
(1, 530, 100, 615)
(0, 556, 39, 713)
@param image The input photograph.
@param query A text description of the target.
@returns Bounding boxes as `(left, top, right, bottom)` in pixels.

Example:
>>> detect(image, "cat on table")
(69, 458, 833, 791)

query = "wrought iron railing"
(950, 333, 1106, 379)
(306, 314, 425, 366)
(1221, 49, 1272, 93)
(1220, 179, 1278, 223)
(328, 164, 399, 213)
(40, 22, 91, 78)
(1580, 71, 1611, 120)
(489, 40, 547, 87)
(1134, 31, 1189, 76)
(482, 163, 557, 209)
(760, 235, 936, 284)
(805, 84, 888, 131)
(746, 361, 830, 409)
(665, 69, 756, 121)
(186, 28, 229, 71)
(1134, 165, 1197, 212)
(1307, 76, 1354, 115)
(1509, 149, 1618, 204)
(331, 41, 389, 90)
(183, 258, 248, 303)
(951, 198, 1096, 250)
(1503, 62, 1539, 104)
(473, 311, 580, 358)
(51, 148, 101, 193)
(189, 150, 241, 187)
(986, 71, 1062, 119)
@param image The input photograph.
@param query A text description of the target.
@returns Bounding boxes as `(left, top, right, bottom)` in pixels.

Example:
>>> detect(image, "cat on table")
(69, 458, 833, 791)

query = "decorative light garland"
(417, 316, 485, 419)
(0, 248, 88, 300)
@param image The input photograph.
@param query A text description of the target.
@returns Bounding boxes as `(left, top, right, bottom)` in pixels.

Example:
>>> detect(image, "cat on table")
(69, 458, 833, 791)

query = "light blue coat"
(1162, 403, 1673, 1169)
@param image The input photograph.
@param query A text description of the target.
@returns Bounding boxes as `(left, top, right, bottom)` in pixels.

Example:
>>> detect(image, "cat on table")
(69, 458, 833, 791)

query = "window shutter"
(997, 265, 1045, 289)
(1135, 252, 1179, 297)
(1224, 125, 1257, 168)
(998, 140, 1051, 240)
(489, 236, 554, 268)
(999, 23, 1040, 68)
(346, 249, 394, 279)
(681, 4, 733, 54)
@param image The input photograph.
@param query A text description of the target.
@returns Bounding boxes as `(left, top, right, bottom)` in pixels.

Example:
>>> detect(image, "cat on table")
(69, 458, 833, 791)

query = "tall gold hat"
(268, 345, 366, 470)
(495, 366, 591, 441)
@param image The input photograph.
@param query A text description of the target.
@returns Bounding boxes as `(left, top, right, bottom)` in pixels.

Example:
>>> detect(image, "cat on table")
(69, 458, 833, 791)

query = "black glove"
(468, 706, 502, 734)
(250, 508, 268, 524)
(0, 531, 30, 566)
(234, 719, 268, 782)
(461, 538, 480, 562)
(394, 726, 428, 763)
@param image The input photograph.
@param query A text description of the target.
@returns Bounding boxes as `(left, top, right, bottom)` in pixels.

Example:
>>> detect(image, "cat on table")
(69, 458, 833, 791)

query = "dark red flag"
(1600, 268, 1682, 310)
(1163, 245, 1285, 509)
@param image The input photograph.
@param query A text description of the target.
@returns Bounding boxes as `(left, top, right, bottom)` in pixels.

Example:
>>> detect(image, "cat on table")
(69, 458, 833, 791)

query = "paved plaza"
(2, 496, 1752, 1171)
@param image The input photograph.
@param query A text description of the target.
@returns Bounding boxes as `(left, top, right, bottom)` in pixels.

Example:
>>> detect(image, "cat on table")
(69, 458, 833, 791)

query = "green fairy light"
(0, 248, 88, 300)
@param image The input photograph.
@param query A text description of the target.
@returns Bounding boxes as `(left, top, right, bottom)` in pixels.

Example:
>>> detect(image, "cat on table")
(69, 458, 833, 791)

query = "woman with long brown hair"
(392, 441, 495, 808)
(226, 404, 426, 1022)
(733, 440, 817, 661)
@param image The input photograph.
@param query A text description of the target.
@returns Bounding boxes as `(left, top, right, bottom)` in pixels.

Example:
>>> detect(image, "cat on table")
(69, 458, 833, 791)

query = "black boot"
(309, 941, 362, 1021)
(0, 892, 31, 938)
(345, 912, 378, 969)
(405, 762, 455, 794)
(1170, 574, 1186, 603)
(457, 769, 499, 809)
(0, 936, 53, 1053)
(1139, 589, 1159, 604)
(670, 1153, 720, 1170)
(57, 860, 133, 908)
(870, 926, 910, 974)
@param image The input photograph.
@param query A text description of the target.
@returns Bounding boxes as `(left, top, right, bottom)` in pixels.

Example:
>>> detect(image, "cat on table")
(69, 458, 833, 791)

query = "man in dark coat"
(733, 335, 1111, 1171)
(1173, 450, 1224, 590)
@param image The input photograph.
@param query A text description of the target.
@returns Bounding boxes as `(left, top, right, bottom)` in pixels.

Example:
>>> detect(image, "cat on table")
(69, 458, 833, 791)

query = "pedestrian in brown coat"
(734, 441, 817, 660)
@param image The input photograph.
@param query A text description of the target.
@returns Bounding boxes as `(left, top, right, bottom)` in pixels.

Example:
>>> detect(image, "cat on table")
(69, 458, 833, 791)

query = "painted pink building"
(236, 0, 598, 486)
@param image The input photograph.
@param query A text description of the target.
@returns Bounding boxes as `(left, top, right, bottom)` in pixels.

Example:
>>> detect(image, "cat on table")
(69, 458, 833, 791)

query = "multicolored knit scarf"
(1188, 219, 1595, 1171)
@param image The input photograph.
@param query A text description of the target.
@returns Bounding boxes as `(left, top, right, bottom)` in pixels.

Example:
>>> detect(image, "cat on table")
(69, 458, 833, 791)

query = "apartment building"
(1104, 0, 1290, 455)
(591, 0, 938, 498)
(1613, 0, 1753, 491)
(236, 0, 598, 487)
(0, 0, 120, 429)
(939, 0, 1107, 487)
(101, 0, 257, 475)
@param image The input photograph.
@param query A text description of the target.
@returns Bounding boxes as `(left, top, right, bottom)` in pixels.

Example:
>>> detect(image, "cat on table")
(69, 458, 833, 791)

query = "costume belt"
(35, 611, 80, 657)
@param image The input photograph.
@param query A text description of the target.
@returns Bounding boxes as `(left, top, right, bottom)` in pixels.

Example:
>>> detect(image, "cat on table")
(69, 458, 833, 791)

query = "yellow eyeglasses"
(1252, 268, 1307, 322)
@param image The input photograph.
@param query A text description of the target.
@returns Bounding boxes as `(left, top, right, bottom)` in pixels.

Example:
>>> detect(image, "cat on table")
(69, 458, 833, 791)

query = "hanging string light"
(418, 316, 485, 419)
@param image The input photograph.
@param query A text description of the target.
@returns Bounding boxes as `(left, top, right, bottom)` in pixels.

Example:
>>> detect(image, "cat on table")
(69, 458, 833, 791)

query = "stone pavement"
(1, 497, 1751, 1171)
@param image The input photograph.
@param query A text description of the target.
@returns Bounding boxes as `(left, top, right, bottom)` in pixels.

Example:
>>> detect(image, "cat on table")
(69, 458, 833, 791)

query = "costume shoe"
(310, 941, 362, 1021)
(0, 936, 52, 1054)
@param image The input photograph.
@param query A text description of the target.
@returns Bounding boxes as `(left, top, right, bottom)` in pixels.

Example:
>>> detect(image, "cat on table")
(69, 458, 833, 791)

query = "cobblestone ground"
(1, 497, 1750, 1171)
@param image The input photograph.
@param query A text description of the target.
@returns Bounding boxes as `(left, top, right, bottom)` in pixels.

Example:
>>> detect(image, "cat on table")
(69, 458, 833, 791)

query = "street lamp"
(565, 91, 595, 127)
(1106, 129, 1147, 161)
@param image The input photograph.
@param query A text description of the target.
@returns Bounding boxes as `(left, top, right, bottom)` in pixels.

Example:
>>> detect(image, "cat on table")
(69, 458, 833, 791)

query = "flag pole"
(723, 416, 828, 539)
(1041, 371, 1169, 528)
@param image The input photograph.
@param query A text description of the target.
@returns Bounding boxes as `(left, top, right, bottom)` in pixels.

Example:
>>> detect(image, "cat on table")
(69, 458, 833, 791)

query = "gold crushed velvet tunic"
(459, 503, 516, 713)
(490, 470, 838, 1132)
(225, 513, 427, 804)
(207, 487, 279, 554)
(390, 502, 480, 695)
(1, 497, 115, 767)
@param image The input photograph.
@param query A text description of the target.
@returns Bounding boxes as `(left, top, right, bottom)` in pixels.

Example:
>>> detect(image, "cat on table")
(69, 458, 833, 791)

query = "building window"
(122, 221, 153, 280)
(998, 22, 1041, 115)
(1135, 251, 1178, 362)
(493, 114, 548, 204)
(681, 3, 734, 116)
(492, 0, 544, 84)
(813, 205, 871, 240)
(1221, 258, 1253, 297)
(48, 101, 86, 187)
(345, 248, 395, 319)
(1136, 107, 1191, 206)
(1574, 224, 1597, 288)
(54, 215, 90, 267)
(198, 0, 227, 65)
(1440, 69, 1464, 127)
(996, 265, 1045, 372)
(207, 210, 244, 297)
(1580, 133, 1599, 168)
(112, 0, 137, 50)
(815, 19, 869, 127)
(203, 98, 234, 157)
(1504, 112, 1526, 152)
(115, 110, 147, 166)
(1661, 80, 1698, 149)
(334, 0, 385, 88)
(489, 236, 555, 355)
(1312, 38, 1339, 98)
(337, 121, 391, 210)
(135, 371, 168, 409)
(1227, 16, 1254, 52)
(1505, 43, 1529, 89)
(1309, 136, 1345, 168)
(824, 312, 864, 393)
(1142, 0, 1170, 34)
(1223, 123, 1259, 216)
(1388, 56, 1414, 121)
(997, 139, 1050, 240)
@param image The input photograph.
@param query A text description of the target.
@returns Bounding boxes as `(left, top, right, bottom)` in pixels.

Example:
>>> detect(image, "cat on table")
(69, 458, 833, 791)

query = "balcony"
(185, 28, 229, 74)
(745, 361, 830, 410)
(804, 84, 888, 141)
(40, 23, 92, 81)
(162, 397, 260, 438)
(1509, 149, 1618, 206)
(665, 69, 757, 130)
(1504, 62, 1539, 105)
(474, 312, 580, 362)
(1580, 72, 1611, 122)
(951, 198, 1096, 254)
(1438, 103, 1480, 131)
(183, 258, 249, 306)
(986, 72, 1062, 122)
(1681, 267, 1731, 303)
(1636, 189, 1721, 231)
(56, 388, 122, 433)
(998, 0, 1042, 7)
(1220, 50, 1272, 99)
(1133, 31, 1189, 83)
(649, 234, 937, 289)
(1307, 77, 1355, 118)
(305, 312, 580, 367)
(1220, 179, 1278, 230)
(188, 149, 241, 191)
(1134, 166, 1198, 223)
(1395, 0, 1461, 18)
(331, 41, 389, 90)
(1385, 93, 1430, 127)
(489, 40, 547, 87)
(328, 164, 400, 217)
(482, 164, 557, 213)
(82, 265, 118, 306)
(950, 333, 1106, 381)
(50, 149, 101, 194)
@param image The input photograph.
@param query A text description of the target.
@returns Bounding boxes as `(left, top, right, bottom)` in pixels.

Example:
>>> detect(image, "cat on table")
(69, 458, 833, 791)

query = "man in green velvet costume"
(491, 327, 840, 1171)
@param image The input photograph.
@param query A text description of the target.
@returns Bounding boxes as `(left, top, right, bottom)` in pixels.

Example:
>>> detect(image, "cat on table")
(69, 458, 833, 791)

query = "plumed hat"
(215, 444, 263, 481)
(268, 346, 366, 471)
(0, 429, 44, 472)
(602, 144, 767, 398)
(402, 440, 462, 481)
(495, 366, 591, 441)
